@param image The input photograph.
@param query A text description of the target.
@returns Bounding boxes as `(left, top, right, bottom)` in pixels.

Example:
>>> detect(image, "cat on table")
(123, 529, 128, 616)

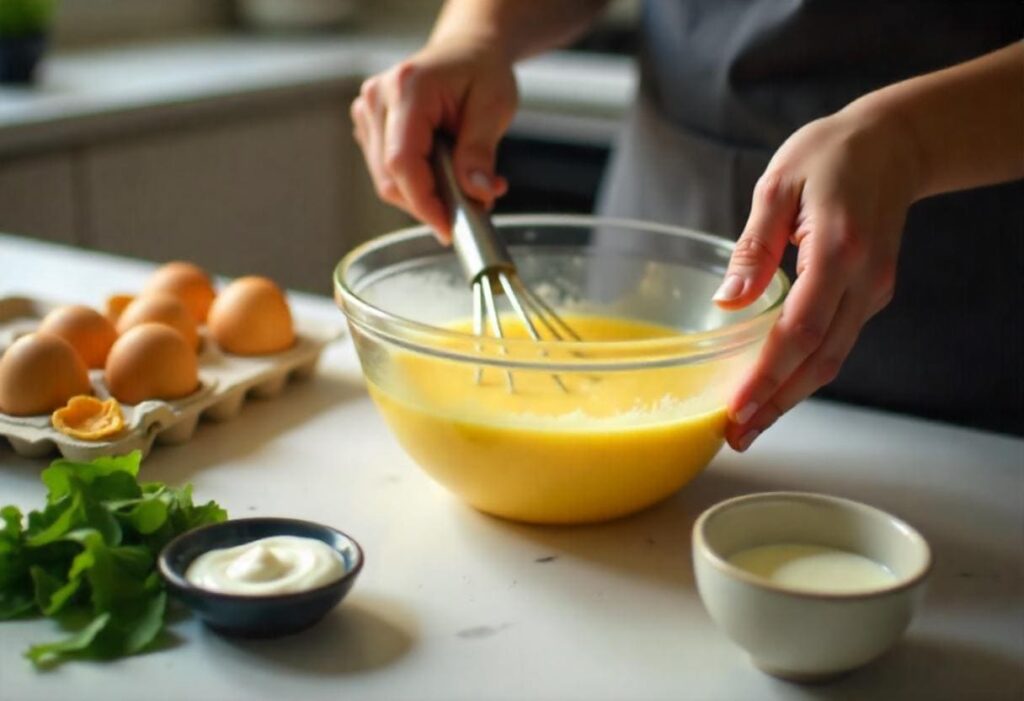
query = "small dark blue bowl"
(158, 517, 364, 638)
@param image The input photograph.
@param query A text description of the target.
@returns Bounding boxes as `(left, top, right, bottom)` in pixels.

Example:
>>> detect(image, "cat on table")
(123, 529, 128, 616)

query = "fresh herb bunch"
(0, 451, 227, 667)
(0, 0, 56, 37)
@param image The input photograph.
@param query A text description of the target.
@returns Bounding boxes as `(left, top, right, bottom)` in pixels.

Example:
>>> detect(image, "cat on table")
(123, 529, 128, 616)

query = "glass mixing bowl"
(334, 215, 788, 524)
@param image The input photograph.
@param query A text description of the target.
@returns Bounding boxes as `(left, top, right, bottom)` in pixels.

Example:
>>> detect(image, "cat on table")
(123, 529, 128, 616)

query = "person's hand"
(350, 37, 518, 242)
(713, 104, 923, 451)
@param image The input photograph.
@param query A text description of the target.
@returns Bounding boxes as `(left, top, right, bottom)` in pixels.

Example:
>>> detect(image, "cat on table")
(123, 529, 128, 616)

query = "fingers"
(350, 58, 513, 244)
(352, 69, 452, 242)
(383, 90, 450, 239)
(453, 85, 513, 203)
(351, 81, 402, 209)
(725, 290, 872, 451)
(713, 172, 802, 310)
(725, 248, 850, 443)
(724, 203, 898, 451)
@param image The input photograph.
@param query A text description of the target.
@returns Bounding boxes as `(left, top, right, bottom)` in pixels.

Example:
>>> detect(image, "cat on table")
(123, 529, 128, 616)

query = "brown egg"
(143, 262, 216, 324)
(116, 293, 199, 350)
(208, 276, 295, 355)
(105, 323, 199, 405)
(38, 305, 118, 369)
(105, 294, 135, 325)
(0, 333, 92, 416)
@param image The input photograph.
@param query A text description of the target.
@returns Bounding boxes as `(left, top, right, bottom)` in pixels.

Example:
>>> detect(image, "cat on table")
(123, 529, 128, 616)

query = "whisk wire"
(514, 278, 583, 342)
(497, 272, 539, 340)
(507, 276, 566, 342)
(471, 279, 485, 385)
(510, 276, 593, 370)
(498, 272, 569, 393)
(479, 275, 515, 392)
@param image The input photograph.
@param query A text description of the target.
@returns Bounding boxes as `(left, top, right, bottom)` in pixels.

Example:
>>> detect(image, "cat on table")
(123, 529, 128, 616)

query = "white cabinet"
(83, 98, 398, 293)
(0, 92, 413, 293)
(0, 153, 78, 246)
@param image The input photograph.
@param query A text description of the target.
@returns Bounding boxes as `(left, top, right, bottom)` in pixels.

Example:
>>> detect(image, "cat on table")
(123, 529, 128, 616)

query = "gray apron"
(600, 0, 1024, 434)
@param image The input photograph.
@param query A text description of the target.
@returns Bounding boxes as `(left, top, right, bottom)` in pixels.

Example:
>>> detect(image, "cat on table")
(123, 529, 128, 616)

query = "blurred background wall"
(0, 0, 637, 293)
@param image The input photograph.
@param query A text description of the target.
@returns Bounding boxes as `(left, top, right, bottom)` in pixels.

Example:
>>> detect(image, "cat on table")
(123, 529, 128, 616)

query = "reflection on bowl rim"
(693, 491, 933, 601)
(334, 215, 790, 371)
(158, 517, 365, 603)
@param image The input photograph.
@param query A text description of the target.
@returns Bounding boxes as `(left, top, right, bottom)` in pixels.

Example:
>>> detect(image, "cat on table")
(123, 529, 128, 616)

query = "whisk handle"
(431, 134, 514, 284)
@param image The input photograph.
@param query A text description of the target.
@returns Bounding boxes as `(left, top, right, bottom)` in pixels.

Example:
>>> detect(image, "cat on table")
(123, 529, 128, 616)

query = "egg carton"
(0, 296, 343, 461)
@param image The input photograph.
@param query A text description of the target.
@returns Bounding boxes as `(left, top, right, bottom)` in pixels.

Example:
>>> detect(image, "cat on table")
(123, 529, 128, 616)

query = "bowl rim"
(157, 517, 365, 603)
(334, 214, 790, 370)
(692, 491, 932, 600)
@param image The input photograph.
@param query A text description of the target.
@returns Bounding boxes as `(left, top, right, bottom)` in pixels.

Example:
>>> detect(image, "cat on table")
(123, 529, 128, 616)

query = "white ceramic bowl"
(692, 492, 931, 682)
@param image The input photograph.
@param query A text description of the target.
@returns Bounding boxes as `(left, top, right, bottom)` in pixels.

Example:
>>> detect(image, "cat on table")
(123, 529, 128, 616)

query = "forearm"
(848, 41, 1024, 200)
(428, 0, 611, 61)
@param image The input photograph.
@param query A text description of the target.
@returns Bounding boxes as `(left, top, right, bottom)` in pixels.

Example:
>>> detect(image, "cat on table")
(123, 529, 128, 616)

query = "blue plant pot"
(0, 33, 47, 84)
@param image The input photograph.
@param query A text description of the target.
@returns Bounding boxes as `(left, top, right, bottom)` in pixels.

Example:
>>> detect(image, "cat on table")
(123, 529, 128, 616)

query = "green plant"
(0, 0, 56, 37)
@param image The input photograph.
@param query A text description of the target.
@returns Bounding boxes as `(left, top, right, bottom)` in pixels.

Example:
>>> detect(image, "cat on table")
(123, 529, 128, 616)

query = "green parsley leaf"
(129, 499, 168, 535)
(25, 612, 111, 667)
(1, 450, 227, 667)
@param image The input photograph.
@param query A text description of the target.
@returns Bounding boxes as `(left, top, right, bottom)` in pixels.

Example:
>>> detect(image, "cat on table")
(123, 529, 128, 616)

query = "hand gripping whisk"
(431, 135, 581, 392)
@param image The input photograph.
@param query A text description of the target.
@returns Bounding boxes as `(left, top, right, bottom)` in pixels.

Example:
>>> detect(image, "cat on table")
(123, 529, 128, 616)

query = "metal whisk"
(431, 135, 581, 392)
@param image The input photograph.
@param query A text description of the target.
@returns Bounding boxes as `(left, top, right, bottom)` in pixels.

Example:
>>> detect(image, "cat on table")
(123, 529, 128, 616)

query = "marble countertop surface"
(0, 233, 1021, 700)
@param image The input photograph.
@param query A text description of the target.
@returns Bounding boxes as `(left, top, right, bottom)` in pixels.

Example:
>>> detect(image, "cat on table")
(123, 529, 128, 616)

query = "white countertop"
(0, 234, 1021, 701)
(0, 34, 637, 153)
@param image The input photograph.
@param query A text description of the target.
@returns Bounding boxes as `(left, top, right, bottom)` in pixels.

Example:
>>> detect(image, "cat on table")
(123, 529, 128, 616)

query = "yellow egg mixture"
(367, 315, 732, 524)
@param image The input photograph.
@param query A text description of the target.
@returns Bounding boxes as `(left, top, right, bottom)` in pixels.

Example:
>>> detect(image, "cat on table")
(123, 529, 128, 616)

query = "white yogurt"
(186, 535, 347, 595)
(727, 544, 896, 594)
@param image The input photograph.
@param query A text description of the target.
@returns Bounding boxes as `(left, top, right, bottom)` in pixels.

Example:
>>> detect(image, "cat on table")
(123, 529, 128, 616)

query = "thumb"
(453, 88, 511, 204)
(713, 172, 800, 310)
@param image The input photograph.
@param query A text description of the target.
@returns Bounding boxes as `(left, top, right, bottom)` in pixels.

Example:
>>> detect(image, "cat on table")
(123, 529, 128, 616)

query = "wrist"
(429, 26, 516, 63)
(427, 8, 517, 64)
(842, 92, 932, 203)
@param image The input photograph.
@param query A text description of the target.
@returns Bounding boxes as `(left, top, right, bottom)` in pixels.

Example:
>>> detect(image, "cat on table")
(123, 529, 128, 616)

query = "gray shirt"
(600, 0, 1024, 434)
